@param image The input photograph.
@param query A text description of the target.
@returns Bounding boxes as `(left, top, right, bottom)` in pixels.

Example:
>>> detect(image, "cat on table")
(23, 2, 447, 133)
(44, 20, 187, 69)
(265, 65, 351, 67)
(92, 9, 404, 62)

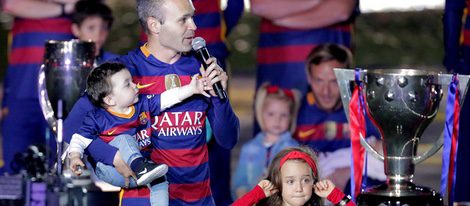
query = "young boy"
(71, 0, 118, 64)
(68, 62, 209, 206)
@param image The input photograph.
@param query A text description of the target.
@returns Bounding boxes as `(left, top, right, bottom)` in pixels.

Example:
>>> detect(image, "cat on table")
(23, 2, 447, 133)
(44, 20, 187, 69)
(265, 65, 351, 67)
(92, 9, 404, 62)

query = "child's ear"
(103, 95, 115, 107)
(71, 24, 81, 38)
(147, 17, 161, 34)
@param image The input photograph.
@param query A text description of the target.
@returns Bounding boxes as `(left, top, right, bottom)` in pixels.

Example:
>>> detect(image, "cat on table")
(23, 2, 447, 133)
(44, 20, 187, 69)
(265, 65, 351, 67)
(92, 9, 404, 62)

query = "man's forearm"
(3, 0, 64, 18)
(250, 0, 321, 20)
(86, 138, 118, 166)
(208, 97, 239, 149)
(272, 0, 357, 29)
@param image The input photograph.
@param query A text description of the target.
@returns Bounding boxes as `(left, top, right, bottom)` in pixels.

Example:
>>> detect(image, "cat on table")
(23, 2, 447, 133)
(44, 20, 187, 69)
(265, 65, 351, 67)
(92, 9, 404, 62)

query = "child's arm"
(160, 74, 209, 110)
(257, 180, 278, 197)
(314, 179, 355, 206)
(232, 180, 277, 206)
(68, 151, 85, 175)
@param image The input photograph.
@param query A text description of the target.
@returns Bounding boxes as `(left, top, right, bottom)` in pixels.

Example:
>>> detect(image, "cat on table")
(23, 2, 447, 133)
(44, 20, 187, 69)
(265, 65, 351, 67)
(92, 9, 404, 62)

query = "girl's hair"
(262, 146, 321, 206)
(254, 83, 301, 133)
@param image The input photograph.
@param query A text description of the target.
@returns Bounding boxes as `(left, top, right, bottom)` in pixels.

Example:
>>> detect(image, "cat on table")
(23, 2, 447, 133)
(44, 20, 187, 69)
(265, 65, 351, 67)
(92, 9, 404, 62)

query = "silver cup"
(334, 68, 470, 205)
(38, 39, 95, 174)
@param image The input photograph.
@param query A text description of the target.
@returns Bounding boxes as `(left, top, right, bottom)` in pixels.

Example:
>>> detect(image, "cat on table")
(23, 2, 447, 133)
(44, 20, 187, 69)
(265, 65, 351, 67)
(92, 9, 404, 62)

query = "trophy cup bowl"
(38, 39, 95, 132)
(334, 68, 470, 206)
(38, 39, 95, 176)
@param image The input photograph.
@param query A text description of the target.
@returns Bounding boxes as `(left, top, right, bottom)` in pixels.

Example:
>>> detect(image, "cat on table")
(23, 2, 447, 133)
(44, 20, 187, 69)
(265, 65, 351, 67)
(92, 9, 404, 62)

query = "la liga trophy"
(334, 68, 470, 205)
(38, 39, 95, 175)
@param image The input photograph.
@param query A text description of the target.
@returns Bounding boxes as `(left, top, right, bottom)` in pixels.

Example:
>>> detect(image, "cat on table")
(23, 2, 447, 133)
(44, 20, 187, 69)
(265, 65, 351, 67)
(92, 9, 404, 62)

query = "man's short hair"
(72, 0, 114, 29)
(86, 62, 127, 107)
(305, 44, 353, 76)
(137, 0, 166, 33)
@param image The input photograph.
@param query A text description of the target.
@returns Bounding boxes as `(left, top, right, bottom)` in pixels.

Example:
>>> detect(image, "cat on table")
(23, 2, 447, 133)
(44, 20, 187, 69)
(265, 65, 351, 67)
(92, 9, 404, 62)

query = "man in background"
(1, 0, 78, 173)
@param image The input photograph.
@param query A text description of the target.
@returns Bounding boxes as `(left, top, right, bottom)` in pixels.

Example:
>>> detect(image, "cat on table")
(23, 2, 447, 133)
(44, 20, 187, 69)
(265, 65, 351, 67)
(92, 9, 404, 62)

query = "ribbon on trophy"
(349, 69, 366, 199)
(441, 73, 460, 205)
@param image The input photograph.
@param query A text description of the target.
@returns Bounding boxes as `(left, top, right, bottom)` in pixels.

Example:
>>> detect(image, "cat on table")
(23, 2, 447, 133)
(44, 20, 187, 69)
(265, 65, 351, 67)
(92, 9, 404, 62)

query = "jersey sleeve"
(206, 97, 240, 149)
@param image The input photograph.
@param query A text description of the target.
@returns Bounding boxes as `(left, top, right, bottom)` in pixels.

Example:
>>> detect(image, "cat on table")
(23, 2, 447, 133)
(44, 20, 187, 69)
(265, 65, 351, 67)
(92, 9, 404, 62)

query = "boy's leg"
(149, 178, 169, 206)
(108, 134, 142, 165)
(108, 134, 168, 186)
(95, 162, 138, 188)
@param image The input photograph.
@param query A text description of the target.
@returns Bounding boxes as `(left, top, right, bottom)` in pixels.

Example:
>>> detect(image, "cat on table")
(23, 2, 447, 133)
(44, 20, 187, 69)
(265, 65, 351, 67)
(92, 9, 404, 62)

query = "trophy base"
(356, 183, 443, 206)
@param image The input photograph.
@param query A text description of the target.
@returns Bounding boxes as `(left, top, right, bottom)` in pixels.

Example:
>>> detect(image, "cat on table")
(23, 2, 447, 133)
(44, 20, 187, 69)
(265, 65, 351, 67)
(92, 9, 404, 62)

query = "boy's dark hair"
(72, 0, 114, 28)
(87, 62, 127, 107)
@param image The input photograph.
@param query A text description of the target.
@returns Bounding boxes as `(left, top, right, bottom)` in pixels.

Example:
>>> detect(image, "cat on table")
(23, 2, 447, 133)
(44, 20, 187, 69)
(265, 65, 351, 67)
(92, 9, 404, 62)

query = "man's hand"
(68, 152, 85, 176)
(258, 180, 278, 198)
(199, 57, 228, 96)
(314, 179, 335, 198)
(113, 151, 136, 188)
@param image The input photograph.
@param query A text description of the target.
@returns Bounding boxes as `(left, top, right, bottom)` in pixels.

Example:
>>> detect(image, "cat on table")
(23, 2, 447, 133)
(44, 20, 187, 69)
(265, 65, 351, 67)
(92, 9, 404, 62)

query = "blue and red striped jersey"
(77, 94, 162, 150)
(256, 19, 353, 94)
(294, 92, 350, 152)
(294, 92, 380, 153)
(5, 17, 73, 100)
(113, 45, 239, 206)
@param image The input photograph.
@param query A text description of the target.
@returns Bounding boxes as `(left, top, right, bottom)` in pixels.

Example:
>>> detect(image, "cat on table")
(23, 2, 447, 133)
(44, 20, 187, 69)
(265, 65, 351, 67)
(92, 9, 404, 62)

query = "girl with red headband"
(232, 83, 301, 198)
(233, 146, 355, 206)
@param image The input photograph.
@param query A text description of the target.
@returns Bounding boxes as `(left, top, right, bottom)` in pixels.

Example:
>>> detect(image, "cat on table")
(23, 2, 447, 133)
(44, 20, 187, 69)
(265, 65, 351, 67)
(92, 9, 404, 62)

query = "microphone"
(191, 37, 227, 100)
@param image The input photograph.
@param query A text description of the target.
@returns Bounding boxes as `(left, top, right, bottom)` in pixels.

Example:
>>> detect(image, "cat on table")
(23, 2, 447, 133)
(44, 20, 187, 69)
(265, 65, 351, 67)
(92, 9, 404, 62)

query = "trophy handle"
(334, 68, 385, 161)
(412, 73, 470, 164)
(38, 64, 57, 132)
(413, 133, 443, 164)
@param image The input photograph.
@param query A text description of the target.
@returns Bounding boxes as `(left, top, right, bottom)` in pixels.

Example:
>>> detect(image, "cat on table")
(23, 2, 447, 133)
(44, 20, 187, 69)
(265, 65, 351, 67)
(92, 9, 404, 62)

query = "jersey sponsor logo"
(298, 128, 316, 139)
(151, 111, 205, 136)
(136, 82, 155, 89)
(136, 128, 152, 148)
(164, 74, 181, 90)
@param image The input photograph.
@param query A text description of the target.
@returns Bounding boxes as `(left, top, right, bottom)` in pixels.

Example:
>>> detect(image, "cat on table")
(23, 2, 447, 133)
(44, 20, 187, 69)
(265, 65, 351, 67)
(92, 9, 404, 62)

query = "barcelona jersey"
(76, 94, 163, 152)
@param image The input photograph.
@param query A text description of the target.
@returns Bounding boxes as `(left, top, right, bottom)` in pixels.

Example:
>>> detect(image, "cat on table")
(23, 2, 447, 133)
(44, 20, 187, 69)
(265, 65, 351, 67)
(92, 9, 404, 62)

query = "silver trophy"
(38, 39, 95, 175)
(334, 68, 470, 205)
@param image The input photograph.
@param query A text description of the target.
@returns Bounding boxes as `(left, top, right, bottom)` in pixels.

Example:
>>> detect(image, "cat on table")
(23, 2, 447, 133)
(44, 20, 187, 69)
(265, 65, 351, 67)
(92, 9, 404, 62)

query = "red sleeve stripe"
(12, 18, 71, 34)
(169, 179, 211, 202)
(257, 45, 314, 64)
(9, 47, 44, 64)
(151, 144, 208, 167)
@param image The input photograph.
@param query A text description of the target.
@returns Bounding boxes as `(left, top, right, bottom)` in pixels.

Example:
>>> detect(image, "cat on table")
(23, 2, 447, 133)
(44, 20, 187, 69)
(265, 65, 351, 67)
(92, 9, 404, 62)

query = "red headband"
(279, 151, 318, 177)
(266, 85, 295, 101)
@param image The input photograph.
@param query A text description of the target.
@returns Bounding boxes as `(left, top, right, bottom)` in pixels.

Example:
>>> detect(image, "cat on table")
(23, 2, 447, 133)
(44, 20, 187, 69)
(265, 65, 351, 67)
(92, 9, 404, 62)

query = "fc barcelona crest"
(139, 112, 148, 125)
(165, 74, 181, 90)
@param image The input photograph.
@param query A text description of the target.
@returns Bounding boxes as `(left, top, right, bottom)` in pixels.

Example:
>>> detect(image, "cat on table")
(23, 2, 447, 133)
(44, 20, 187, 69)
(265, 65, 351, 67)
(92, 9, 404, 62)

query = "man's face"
(72, 16, 110, 56)
(158, 0, 197, 52)
(308, 60, 344, 112)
